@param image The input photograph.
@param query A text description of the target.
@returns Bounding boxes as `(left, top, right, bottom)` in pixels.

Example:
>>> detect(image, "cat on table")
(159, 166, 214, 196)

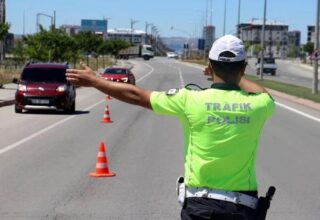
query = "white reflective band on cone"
(98, 152, 106, 157)
(96, 163, 108, 168)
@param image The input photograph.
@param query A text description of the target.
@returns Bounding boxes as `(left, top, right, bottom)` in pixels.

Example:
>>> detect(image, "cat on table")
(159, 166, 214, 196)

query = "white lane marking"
(178, 67, 185, 88)
(0, 63, 155, 155)
(0, 100, 105, 155)
(160, 61, 185, 88)
(136, 62, 154, 82)
(275, 101, 320, 123)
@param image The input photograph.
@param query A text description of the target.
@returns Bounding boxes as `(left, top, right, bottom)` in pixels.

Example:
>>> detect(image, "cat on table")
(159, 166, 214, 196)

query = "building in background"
(107, 28, 147, 45)
(238, 19, 289, 58)
(61, 25, 81, 36)
(307, 26, 318, 44)
(203, 25, 215, 55)
(288, 30, 301, 47)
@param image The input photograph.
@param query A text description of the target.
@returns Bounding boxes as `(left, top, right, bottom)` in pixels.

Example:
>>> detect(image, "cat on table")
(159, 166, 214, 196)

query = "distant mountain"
(161, 37, 198, 53)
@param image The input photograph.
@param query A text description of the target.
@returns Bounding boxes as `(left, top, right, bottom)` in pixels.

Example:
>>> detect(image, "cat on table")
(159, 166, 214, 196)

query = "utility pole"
(36, 12, 54, 32)
(237, 0, 241, 38)
(53, 10, 56, 29)
(313, 0, 319, 94)
(23, 10, 25, 35)
(0, 0, 6, 61)
(259, 0, 267, 80)
(130, 18, 138, 45)
(223, 0, 227, 35)
(145, 22, 152, 44)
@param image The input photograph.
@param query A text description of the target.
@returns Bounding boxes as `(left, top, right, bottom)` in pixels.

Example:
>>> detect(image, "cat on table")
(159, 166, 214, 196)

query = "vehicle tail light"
(18, 84, 27, 92)
(56, 85, 67, 92)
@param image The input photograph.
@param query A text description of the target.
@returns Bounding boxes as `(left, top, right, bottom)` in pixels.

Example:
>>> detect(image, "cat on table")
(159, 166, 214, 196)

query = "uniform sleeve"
(261, 93, 276, 118)
(150, 88, 188, 115)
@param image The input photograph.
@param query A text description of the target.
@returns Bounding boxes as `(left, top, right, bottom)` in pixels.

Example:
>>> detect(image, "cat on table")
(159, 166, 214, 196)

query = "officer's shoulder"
(246, 91, 275, 101)
(165, 88, 181, 96)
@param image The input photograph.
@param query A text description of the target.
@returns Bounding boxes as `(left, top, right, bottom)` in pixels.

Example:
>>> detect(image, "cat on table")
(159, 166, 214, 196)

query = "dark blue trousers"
(181, 192, 257, 220)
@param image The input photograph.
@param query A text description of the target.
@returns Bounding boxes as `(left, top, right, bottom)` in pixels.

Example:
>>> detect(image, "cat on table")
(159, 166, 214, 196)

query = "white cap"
(209, 35, 246, 62)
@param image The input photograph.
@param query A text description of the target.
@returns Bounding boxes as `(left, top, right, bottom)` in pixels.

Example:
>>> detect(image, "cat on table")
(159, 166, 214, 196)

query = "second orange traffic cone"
(101, 104, 113, 123)
(89, 142, 116, 177)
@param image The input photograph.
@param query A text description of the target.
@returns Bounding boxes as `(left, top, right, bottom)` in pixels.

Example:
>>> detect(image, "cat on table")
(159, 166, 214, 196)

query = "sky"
(6, 0, 316, 43)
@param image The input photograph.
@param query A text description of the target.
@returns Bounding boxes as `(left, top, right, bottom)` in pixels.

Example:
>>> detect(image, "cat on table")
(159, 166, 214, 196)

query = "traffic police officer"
(66, 35, 275, 220)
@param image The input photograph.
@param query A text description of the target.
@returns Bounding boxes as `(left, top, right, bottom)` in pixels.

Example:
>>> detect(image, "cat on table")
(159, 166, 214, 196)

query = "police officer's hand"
(66, 62, 97, 87)
(203, 65, 213, 76)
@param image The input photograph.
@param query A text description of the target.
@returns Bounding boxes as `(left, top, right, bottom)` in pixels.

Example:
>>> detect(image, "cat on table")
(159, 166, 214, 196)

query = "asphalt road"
(246, 58, 320, 89)
(0, 57, 320, 220)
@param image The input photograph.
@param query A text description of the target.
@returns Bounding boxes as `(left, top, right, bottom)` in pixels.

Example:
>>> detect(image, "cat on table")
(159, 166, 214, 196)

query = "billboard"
(81, 19, 108, 33)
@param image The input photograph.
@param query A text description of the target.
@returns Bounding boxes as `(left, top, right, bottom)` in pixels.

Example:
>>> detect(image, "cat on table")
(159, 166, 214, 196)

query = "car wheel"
(15, 105, 22, 113)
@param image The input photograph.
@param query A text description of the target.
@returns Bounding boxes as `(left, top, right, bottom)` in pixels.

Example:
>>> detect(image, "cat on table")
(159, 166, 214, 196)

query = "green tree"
(244, 42, 250, 53)
(23, 25, 80, 63)
(253, 44, 262, 57)
(11, 39, 27, 64)
(105, 39, 130, 56)
(287, 44, 300, 58)
(74, 31, 104, 65)
(303, 42, 314, 55)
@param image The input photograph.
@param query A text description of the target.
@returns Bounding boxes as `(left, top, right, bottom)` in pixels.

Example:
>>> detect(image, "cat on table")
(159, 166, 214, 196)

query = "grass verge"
(244, 75, 320, 103)
(0, 69, 20, 85)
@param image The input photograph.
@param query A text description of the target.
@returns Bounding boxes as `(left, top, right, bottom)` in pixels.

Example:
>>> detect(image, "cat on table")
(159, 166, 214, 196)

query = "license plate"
(31, 99, 50, 104)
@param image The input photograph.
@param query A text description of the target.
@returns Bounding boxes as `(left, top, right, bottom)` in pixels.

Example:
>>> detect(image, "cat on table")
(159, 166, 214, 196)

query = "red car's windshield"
(104, 68, 127, 75)
(21, 68, 67, 83)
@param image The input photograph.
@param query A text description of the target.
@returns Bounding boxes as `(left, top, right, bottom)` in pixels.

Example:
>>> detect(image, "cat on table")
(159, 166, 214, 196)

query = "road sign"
(198, 39, 205, 50)
(310, 48, 320, 60)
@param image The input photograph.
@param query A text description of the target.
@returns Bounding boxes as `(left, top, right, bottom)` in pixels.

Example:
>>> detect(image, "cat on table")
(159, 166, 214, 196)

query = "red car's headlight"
(121, 77, 128, 82)
(56, 85, 67, 92)
(18, 84, 27, 92)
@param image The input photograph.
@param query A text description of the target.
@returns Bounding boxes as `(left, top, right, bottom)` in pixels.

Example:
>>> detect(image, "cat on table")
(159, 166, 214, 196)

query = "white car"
(167, 52, 179, 59)
(255, 57, 277, 76)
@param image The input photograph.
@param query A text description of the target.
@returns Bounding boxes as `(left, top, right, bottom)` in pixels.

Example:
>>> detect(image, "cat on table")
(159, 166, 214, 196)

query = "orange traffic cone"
(89, 142, 116, 177)
(101, 104, 113, 123)
(106, 95, 112, 100)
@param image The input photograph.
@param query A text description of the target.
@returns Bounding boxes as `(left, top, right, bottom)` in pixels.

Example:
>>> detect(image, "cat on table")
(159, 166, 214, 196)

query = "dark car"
(15, 63, 76, 114)
(100, 67, 136, 85)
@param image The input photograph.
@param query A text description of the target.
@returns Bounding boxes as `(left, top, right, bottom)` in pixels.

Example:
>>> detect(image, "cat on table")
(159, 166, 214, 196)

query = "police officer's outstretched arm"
(66, 63, 152, 109)
(239, 77, 269, 94)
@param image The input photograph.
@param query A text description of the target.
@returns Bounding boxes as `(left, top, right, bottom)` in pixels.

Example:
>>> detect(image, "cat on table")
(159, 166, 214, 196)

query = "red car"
(15, 63, 76, 114)
(100, 67, 136, 85)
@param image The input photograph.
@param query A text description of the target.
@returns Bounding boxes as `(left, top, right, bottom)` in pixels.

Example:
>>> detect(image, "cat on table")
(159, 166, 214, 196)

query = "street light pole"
(259, 0, 267, 80)
(237, 0, 241, 38)
(145, 22, 153, 44)
(130, 18, 138, 45)
(223, 0, 227, 35)
(313, 0, 319, 94)
(36, 12, 54, 32)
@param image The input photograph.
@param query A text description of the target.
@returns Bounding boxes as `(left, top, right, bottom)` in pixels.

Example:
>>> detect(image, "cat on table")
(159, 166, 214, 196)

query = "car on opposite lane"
(166, 52, 179, 59)
(255, 57, 277, 76)
(14, 62, 76, 114)
(100, 67, 136, 85)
